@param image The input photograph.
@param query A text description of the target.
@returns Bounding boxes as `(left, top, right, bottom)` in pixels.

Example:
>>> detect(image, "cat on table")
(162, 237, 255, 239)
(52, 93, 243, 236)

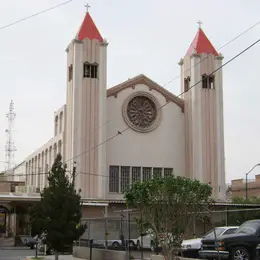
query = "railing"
(15, 185, 38, 194)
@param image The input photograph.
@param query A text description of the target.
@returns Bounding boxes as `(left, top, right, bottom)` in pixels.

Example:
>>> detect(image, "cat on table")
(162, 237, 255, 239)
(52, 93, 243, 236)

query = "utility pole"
(245, 163, 260, 199)
(5, 100, 16, 172)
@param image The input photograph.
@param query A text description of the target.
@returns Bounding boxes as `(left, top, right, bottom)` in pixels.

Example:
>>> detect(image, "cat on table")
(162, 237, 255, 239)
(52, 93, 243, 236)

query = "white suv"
(181, 226, 238, 258)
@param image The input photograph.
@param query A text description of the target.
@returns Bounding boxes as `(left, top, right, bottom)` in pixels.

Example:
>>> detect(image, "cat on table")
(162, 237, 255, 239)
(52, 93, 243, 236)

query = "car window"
(203, 227, 226, 238)
(222, 228, 237, 235)
(235, 221, 260, 235)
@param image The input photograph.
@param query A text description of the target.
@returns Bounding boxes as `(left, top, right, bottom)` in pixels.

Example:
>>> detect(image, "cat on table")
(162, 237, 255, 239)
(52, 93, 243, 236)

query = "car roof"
(217, 226, 239, 229)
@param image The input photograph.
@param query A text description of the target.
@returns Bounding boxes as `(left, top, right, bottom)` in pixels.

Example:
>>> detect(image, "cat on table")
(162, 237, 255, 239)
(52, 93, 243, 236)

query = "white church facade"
(15, 11, 226, 203)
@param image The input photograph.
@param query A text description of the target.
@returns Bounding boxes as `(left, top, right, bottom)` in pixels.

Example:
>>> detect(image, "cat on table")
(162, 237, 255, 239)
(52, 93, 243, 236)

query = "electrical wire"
(0, 0, 73, 31)
(4, 14, 260, 173)
(7, 38, 260, 180)
(162, 19, 260, 87)
(26, 17, 260, 172)
(60, 37, 260, 168)
(3, 9, 260, 176)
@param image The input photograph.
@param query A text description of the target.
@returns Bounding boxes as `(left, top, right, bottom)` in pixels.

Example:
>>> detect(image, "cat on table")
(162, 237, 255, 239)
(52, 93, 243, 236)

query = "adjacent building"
(230, 175, 260, 198)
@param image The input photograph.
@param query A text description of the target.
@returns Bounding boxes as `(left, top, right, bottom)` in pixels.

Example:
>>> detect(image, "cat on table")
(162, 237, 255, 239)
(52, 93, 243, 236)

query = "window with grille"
(121, 166, 130, 193)
(164, 168, 173, 177)
(108, 166, 174, 193)
(83, 62, 98, 79)
(132, 167, 141, 183)
(153, 168, 162, 179)
(143, 167, 152, 182)
(202, 74, 208, 89)
(11, 183, 16, 193)
(202, 74, 215, 89)
(208, 76, 215, 89)
(109, 166, 119, 192)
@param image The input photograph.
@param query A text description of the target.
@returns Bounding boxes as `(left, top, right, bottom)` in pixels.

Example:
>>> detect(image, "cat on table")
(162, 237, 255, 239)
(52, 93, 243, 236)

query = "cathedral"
(16, 10, 226, 203)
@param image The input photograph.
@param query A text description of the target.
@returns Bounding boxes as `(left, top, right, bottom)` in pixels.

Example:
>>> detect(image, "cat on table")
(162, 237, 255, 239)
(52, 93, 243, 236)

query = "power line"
(5, 11, 259, 173)
(60, 37, 260, 167)
(13, 37, 260, 175)
(9, 37, 260, 179)
(6, 14, 260, 174)
(0, 0, 73, 31)
(162, 19, 260, 87)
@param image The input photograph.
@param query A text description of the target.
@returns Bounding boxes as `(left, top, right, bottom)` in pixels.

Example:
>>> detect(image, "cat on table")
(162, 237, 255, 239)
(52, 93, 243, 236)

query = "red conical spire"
(186, 28, 218, 56)
(77, 12, 103, 42)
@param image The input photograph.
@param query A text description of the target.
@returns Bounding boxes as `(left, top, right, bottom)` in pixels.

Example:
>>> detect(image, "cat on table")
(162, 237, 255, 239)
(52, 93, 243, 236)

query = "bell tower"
(65, 8, 108, 199)
(179, 24, 226, 200)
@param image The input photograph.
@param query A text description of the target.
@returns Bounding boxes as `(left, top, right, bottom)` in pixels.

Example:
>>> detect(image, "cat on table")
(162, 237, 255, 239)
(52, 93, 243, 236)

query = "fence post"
(88, 220, 91, 243)
(141, 214, 144, 260)
(90, 239, 93, 260)
(128, 211, 131, 259)
(104, 206, 108, 250)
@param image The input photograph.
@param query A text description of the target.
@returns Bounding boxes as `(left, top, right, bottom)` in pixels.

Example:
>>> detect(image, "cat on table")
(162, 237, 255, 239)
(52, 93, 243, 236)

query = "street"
(0, 248, 34, 260)
(0, 248, 151, 260)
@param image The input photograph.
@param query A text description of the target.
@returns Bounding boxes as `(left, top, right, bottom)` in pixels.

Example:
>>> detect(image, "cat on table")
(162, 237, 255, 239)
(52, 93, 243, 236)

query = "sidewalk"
(27, 255, 84, 260)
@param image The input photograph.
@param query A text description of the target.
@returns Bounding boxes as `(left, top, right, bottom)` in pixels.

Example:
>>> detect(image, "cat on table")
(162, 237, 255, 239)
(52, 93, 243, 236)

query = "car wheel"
(231, 247, 250, 260)
(112, 241, 120, 249)
(47, 248, 55, 255)
(150, 240, 155, 252)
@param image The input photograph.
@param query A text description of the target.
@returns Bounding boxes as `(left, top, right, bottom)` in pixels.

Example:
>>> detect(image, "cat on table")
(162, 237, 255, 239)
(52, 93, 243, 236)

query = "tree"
(29, 154, 86, 260)
(228, 196, 260, 225)
(124, 175, 212, 260)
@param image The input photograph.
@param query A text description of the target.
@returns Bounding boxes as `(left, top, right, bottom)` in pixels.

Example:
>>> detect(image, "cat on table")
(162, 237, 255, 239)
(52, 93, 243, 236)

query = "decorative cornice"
(107, 74, 184, 112)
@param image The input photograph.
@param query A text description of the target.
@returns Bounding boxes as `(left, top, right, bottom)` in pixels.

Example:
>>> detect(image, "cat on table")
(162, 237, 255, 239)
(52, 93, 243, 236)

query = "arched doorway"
(0, 205, 9, 235)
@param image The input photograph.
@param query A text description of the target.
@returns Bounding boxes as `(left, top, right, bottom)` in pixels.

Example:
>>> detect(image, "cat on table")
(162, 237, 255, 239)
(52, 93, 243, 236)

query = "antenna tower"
(5, 100, 16, 171)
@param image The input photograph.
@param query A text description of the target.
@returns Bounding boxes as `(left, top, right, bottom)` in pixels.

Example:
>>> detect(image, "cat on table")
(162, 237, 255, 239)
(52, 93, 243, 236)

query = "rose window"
(126, 96, 157, 129)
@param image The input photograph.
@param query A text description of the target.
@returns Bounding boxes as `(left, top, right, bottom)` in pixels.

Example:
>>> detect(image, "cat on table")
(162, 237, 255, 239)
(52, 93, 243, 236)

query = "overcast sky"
(0, 0, 260, 183)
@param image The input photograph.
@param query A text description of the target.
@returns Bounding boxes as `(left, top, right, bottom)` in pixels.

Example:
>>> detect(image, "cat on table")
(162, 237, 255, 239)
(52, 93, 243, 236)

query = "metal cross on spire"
(197, 20, 203, 29)
(84, 3, 91, 13)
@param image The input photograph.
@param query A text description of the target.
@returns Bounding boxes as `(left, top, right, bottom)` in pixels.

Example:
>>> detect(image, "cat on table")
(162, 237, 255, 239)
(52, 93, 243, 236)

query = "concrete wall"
(73, 246, 127, 260)
(107, 83, 185, 200)
(151, 255, 197, 260)
(73, 246, 198, 260)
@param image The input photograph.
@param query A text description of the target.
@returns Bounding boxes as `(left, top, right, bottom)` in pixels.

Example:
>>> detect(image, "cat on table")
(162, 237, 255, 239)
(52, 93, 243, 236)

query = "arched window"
(184, 77, 190, 92)
(68, 65, 73, 81)
(59, 111, 63, 133)
(58, 140, 62, 155)
(202, 74, 208, 89)
(202, 74, 215, 89)
(83, 62, 91, 78)
(53, 143, 57, 158)
(49, 146, 52, 165)
(209, 75, 215, 89)
(55, 116, 58, 136)
(83, 62, 98, 79)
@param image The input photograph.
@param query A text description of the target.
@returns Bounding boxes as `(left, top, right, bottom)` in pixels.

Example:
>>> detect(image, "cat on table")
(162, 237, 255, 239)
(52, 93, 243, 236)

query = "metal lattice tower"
(5, 100, 16, 171)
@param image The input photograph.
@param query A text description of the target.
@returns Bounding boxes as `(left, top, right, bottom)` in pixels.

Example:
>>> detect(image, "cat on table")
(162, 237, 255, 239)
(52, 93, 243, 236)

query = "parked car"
(132, 229, 182, 252)
(181, 226, 238, 258)
(24, 235, 38, 249)
(199, 220, 260, 260)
